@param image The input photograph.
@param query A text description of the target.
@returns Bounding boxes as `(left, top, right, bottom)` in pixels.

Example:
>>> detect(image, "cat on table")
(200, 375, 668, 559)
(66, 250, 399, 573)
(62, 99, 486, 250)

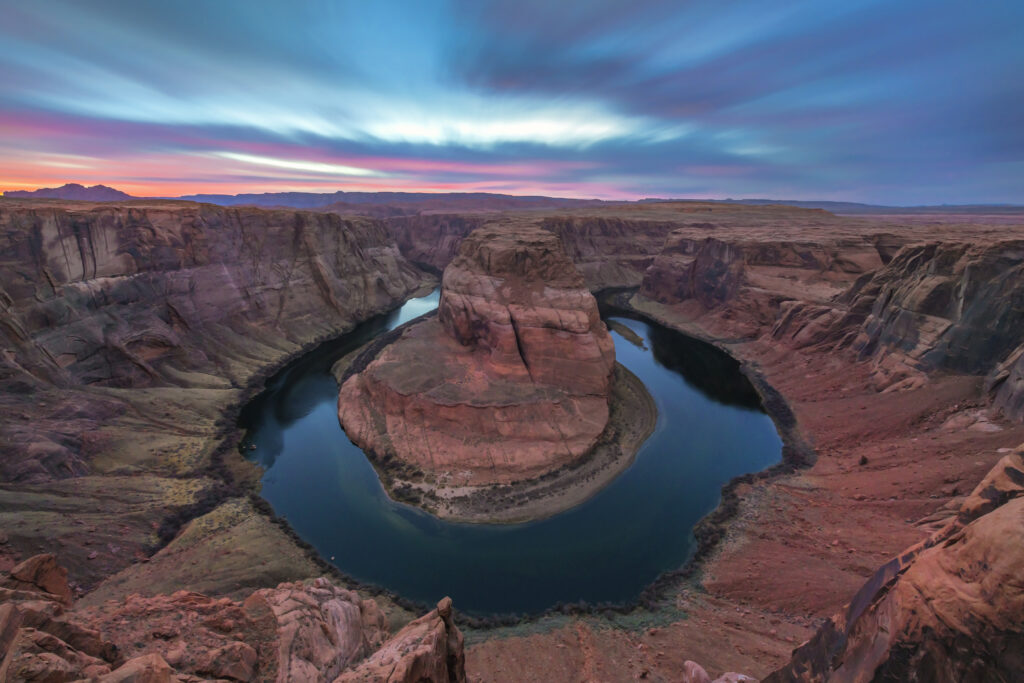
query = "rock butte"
(338, 223, 616, 485)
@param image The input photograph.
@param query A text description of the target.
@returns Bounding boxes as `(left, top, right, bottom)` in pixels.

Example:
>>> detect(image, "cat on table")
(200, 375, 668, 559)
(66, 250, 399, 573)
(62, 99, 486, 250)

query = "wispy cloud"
(1, 0, 1022, 203)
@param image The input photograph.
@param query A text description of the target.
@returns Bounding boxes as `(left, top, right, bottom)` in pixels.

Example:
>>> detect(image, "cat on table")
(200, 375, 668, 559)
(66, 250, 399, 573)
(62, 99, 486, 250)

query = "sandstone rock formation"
(635, 226, 1024, 400)
(840, 240, 1024, 391)
(540, 215, 682, 289)
(766, 240, 1024, 393)
(0, 555, 465, 683)
(641, 236, 747, 309)
(639, 230, 894, 339)
(339, 223, 615, 486)
(386, 214, 488, 273)
(768, 445, 1024, 682)
(336, 597, 465, 683)
(1, 553, 72, 606)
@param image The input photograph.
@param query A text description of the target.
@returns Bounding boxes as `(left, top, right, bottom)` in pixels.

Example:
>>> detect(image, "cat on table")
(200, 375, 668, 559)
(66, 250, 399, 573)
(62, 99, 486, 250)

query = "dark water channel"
(239, 290, 781, 616)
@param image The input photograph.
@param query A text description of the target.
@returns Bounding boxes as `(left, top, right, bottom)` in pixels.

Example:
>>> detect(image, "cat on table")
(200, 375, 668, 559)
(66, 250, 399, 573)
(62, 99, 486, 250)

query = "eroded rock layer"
(0, 554, 465, 683)
(339, 223, 615, 485)
(0, 199, 429, 590)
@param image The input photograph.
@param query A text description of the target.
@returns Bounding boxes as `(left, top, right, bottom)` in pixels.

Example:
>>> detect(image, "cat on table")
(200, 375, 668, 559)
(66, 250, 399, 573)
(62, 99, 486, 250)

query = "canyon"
(1, 195, 1023, 681)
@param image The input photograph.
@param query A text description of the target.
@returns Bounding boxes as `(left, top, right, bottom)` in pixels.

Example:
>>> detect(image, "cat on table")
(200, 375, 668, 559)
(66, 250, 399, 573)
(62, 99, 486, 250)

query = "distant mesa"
(3, 183, 133, 201)
(338, 223, 617, 488)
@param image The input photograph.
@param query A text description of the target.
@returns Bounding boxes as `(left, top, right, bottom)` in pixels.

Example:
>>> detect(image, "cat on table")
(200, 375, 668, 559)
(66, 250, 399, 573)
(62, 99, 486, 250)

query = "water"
(239, 290, 781, 615)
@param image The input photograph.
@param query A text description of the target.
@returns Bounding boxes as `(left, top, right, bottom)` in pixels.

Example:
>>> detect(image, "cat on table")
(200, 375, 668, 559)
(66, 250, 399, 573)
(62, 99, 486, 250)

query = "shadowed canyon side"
(338, 223, 621, 507)
(0, 200, 427, 485)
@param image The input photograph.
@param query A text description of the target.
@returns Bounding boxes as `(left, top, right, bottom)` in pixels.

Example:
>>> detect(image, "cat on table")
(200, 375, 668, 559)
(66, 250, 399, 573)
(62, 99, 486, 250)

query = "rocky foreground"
(2, 197, 1024, 681)
(338, 223, 616, 488)
(1, 554, 465, 681)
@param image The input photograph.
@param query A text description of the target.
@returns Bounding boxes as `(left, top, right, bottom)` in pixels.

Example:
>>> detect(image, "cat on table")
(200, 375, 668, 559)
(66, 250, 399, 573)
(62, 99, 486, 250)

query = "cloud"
(210, 152, 386, 178)
(0, 0, 1022, 203)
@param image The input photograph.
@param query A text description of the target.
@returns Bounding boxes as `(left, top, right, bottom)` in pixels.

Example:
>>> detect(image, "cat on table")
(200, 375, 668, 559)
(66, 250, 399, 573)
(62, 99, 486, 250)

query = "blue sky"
(1, 0, 1022, 203)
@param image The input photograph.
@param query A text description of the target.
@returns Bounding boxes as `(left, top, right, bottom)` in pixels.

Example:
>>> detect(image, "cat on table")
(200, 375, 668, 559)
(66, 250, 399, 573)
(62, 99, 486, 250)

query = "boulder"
(98, 653, 173, 683)
(334, 597, 465, 683)
(246, 577, 389, 682)
(3, 554, 72, 606)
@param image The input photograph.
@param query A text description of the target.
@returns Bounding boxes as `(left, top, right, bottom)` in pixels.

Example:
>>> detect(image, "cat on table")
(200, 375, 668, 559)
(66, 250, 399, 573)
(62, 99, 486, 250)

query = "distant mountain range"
(4, 183, 1023, 215)
(4, 183, 133, 201)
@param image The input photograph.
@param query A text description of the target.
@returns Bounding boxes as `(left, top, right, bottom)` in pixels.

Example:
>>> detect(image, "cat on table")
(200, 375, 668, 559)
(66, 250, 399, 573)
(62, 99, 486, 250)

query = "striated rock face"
(838, 240, 1024, 390)
(339, 224, 615, 485)
(641, 236, 746, 309)
(244, 578, 389, 682)
(0, 199, 430, 590)
(0, 201, 425, 483)
(384, 214, 679, 290)
(0, 555, 464, 683)
(767, 445, 1024, 682)
(1, 554, 72, 606)
(640, 235, 1024, 399)
(639, 231, 889, 339)
(386, 214, 488, 273)
(540, 216, 679, 290)
(437, 224, 614, 394)
(0, 203, 423, 393)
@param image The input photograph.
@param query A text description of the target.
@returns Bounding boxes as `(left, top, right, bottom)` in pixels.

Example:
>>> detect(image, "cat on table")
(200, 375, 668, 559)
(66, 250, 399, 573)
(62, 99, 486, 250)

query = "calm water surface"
(239, 290, 781, 615)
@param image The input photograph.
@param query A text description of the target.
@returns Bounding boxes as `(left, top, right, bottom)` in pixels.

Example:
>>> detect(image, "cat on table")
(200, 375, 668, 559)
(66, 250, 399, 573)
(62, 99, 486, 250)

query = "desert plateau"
(2, 2, 1023, 681)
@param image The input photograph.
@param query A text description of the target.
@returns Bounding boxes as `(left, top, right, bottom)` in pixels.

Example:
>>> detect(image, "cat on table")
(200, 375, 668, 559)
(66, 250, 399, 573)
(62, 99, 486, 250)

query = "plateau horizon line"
(4, 181, 1024, 213)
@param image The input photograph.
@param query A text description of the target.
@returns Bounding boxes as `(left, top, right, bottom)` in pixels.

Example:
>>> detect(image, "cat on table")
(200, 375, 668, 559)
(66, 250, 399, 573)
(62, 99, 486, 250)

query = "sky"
(1, 0, 1022, 204)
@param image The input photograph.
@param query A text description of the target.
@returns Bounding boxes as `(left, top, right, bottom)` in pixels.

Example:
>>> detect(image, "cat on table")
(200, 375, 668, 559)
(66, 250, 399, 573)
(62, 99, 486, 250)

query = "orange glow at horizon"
(0, 155, 641, 200)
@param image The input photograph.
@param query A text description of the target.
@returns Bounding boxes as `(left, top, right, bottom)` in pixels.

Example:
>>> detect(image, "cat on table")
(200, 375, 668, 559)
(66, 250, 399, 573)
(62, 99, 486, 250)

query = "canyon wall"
(386, 214, 679, 290)
(0, 201, 427, 483)
(639, 231, 892, 338)
(637, 232, 1024, 399)
(385, 214, 489, 273)
(990, 347, 1024, 422)
(1, 202, 424, 392)
(838, 240, 1024, 390)
(0, 199, 432, 594)
(539, 216, 680, 290)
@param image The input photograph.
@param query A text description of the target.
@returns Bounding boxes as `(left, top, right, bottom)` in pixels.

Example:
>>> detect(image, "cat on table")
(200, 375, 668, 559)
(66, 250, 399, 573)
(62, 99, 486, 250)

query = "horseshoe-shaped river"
(239, 290, 781, 616)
